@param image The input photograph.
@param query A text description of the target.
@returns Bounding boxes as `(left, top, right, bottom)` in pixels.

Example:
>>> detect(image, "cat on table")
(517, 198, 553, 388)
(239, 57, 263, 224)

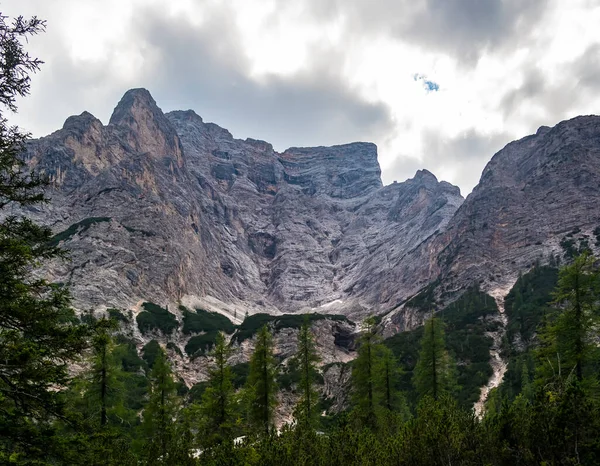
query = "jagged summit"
(109, 88, 159, 126)
(62, 111, 101, 132)
(20, 90, 600, 326)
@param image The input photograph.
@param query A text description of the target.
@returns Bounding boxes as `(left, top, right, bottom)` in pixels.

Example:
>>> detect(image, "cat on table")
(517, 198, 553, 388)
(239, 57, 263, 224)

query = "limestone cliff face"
(23, 89, 463, 319)
(22, 89, 600, 330)
(436, 116, 600, 297)
(384, 115, 600, 334)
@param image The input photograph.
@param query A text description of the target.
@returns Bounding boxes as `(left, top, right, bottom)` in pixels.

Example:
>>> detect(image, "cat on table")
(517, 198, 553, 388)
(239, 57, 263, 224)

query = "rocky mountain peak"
(109, 88, 158, 127)
(109, 88, 184, 162)
(280, 142, 382, 199)
(413, 168, 438, 183)
(62, 111, 102, 134)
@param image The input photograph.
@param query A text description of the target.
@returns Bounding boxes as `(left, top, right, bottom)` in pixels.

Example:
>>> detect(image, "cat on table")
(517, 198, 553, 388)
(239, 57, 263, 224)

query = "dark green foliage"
(198, 332, 237, 447)
(136, 302, 178, 335)
(594, 225, 600, 246)
(504, 265, 558, 348)
(245, 325, 278, 434)
(113, 335, 146, 372)
(0, 14, 91, 462)
(234, 312, 348, 343)
(167, 341, 183, 357)
(413, 317, 456, 402)
(536, 252, 600, 384)
(231, 362, 250, 388)
(188, 382, 209, 403)
(141, 348, 179, 463)
(351, 317, 381, 428)
(386, 287, 496, 408)
(442, 287, 496, 406)
(291, 317, 320, 430)
(142, 339, 161, 369)
(185, 333, 219, 357)
(560, 230, 591, 259)
(181, 306, 235, 335)
(49, 216, 111, 246)
(107, 308, 129, 323)
(404, 280, 439, 312)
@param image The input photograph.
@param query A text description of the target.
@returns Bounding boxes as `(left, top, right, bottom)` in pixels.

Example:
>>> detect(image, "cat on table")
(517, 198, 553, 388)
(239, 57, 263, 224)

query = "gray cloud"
(385, 129, 512, 194)
(14, 2, 394, 152)
(290, 0, 549, 65)
(500, 43, 600, 127)
(131, 6, 395, 150)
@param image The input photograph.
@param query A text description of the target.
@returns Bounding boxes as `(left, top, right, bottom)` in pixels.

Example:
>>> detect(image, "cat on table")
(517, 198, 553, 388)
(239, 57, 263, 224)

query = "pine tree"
(351, 317, 380, 428)
(83, 318, 124, 429)
(199, 331, 236, 447)
(291, 316, 320, 431)
(245, 325, 278, 435)
(142, 347, 178, 463)
(0, 13, 88, 462)
(413, 316, 455, 401)
(537, 252, 600, 385)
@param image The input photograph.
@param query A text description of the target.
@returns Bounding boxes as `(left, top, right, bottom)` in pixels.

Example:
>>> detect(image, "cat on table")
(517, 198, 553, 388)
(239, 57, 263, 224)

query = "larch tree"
(199, 331, 237, 447)
(245, 325, 278, 435)
(351, 316, 380, 429)
(291, 316, 320, 431)
(537, 252, 600, 384)
(413, 316, 455, 401)
(142, 347, 178, 463)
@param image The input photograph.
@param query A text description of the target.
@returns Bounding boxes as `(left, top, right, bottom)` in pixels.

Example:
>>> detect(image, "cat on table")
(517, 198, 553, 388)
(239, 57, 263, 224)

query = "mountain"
(18, 89, 600, 409)
(22, 88, 464, 320)
(383, 116, 600, 339)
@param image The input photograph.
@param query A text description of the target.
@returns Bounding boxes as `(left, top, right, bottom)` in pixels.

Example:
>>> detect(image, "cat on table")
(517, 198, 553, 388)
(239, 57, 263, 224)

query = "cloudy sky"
(5, 0, 600, 194)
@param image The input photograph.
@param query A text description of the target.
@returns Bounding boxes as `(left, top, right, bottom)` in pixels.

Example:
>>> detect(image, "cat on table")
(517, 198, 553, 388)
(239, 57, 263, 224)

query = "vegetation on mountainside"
(49, 216, 111, 245)
(386, 286, 497, 408)
(233, 312, 350, 343)
(136, 302, 178, 335)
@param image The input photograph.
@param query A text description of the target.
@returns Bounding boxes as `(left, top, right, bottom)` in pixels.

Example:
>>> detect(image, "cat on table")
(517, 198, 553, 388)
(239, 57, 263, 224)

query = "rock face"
(436, 116, 600, 297)
(385, 115, 600, 333)
(17, 89, 600, 412)
(20, 89, 600, 329)
(22, 88, 464, 319)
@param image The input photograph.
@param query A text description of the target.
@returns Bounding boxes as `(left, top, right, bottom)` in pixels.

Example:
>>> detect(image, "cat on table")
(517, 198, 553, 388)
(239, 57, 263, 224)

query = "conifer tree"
(413, 316, 455, 401)
(142, 347, 178, 463)
(245, 325, 278, 435)
(82, 318, 123, 429)
(291, 316, 320, 431)
(351, 317, 380, 428)
(0, 13, 88, 461)
(199, 331, 236, 447)
(553, 252, 598, 382)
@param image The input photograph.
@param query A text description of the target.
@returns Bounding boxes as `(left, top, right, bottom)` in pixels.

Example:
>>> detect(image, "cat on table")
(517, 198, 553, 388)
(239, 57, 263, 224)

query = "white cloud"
(3, 0, 600, 194)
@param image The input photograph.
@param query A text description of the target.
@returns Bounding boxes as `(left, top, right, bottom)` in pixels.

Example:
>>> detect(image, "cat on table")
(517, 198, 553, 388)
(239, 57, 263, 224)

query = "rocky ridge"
(23, 88, 464, 320)
(16, 89, 600, 410)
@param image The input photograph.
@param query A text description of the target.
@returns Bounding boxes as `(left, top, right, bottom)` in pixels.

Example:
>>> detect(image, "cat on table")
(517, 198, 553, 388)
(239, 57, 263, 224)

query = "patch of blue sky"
(413, 73, 439, 92)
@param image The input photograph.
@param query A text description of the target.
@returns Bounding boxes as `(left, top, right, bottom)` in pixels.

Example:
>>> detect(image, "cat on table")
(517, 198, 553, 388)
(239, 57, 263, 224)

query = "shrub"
(136, 302, 178, 335)
(180, 306, 235, 335)
(142, 340, 162, 369)
(49, 217, 111, 246)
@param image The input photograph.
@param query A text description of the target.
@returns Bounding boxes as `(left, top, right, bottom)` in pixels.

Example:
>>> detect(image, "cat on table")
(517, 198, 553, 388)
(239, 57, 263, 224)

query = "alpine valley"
(19, 88, 600, 416)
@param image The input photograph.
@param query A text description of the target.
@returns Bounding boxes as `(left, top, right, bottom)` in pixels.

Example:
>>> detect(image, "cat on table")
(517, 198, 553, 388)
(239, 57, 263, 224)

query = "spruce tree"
(83, 318, 124, 429)
(291, 316, 320, 431)
(199, 331, 236, 447)
(0, 13, 88, 461)
(351, 317, 380, 428)
(245, 325, 278, 435)
(142, 347, 178, 463)
(413, 316, 455, 401)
